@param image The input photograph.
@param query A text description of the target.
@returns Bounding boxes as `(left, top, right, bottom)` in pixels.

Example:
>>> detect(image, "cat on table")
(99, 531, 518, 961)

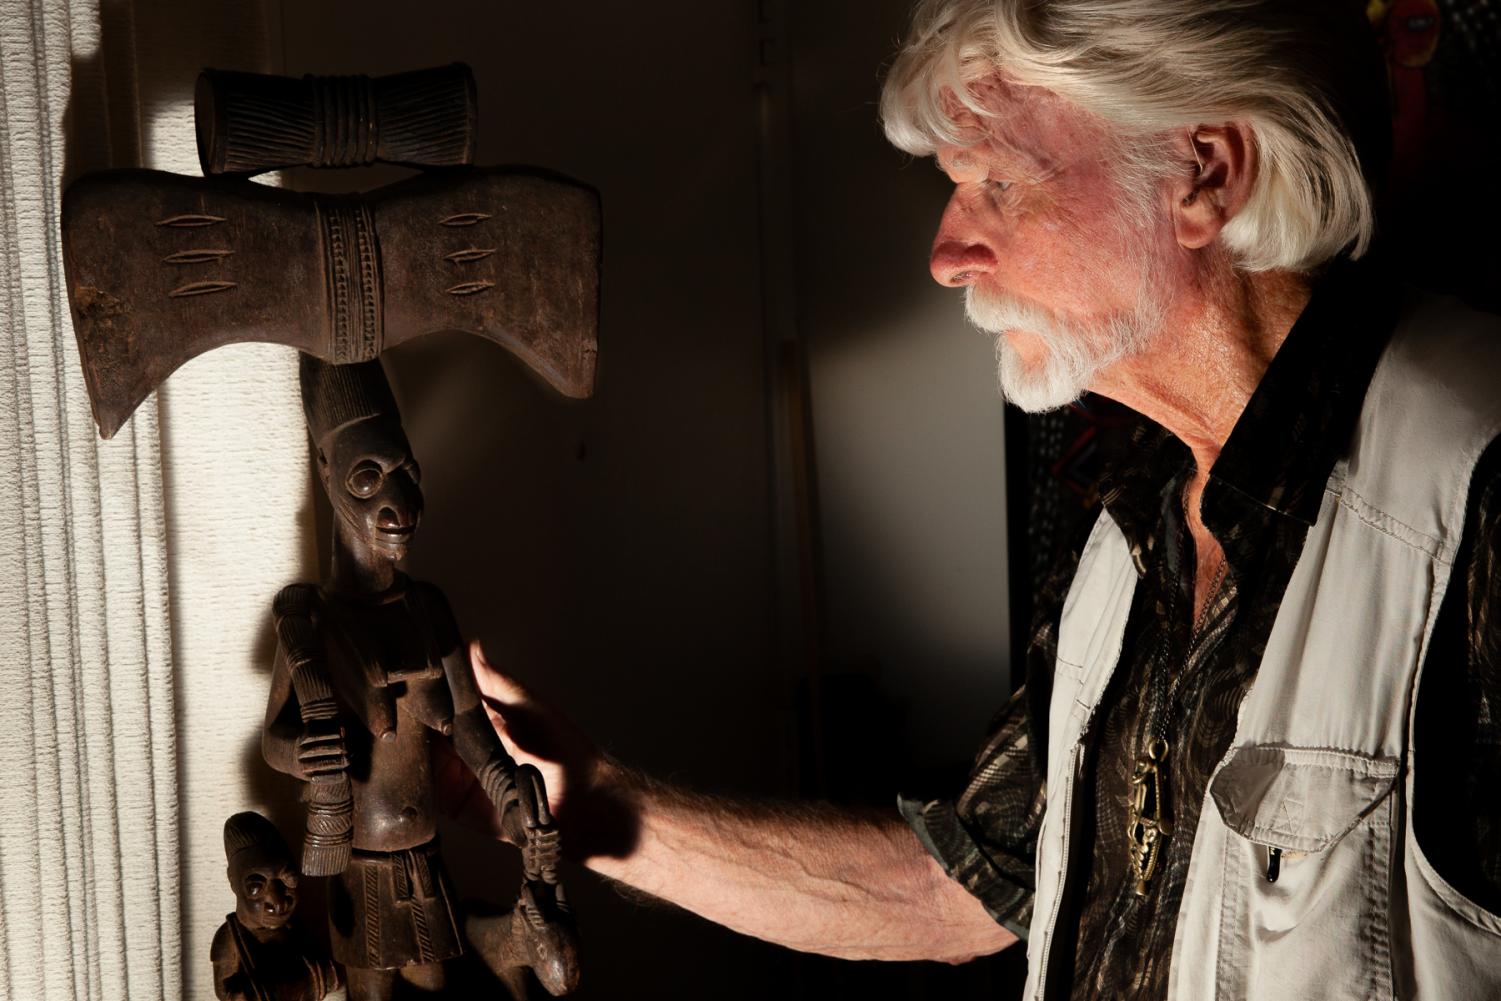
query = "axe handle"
(196, 64, 477, 176)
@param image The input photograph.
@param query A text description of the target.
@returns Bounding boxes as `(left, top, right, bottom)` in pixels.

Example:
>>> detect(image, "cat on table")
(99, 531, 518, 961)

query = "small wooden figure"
(211, 811, 341, 1001)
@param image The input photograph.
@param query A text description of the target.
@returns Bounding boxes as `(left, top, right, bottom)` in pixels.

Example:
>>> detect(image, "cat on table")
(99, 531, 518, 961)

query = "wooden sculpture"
(58, 64, 598, 998)
(211, 811, 340, 1001)
(60, 66, 599, 441)
(262, 355, 578, 999)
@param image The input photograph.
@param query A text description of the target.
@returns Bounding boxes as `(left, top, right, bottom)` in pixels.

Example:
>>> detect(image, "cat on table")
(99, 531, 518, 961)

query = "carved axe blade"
(62, 167, 600, 439)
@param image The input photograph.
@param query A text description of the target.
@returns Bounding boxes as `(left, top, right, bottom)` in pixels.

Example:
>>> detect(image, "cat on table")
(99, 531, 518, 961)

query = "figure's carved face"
(319, 417, 424, 562)
(232, 860, 299, 931)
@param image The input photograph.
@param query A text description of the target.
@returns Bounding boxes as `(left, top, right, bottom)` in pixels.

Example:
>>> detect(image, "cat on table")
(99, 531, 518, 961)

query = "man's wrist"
(565, 754, 648, 867)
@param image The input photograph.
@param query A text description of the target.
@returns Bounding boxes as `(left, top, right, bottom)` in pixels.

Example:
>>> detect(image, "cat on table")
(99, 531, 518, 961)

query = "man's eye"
(986, 178, 1013, 193)
(245, 875, 266, 897)
(404, 461, 421, 485)
(347, 463, 383, 498)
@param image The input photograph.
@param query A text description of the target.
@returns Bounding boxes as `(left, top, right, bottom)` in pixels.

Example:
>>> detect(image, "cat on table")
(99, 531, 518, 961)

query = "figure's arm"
(265, 585, 353, 876)
(262, 586, 347, 782)
(441, 618, 531, 846)
(262, 642, 304, 778)
(465, 643, 1016, 964)
(210, 922, 245, 1001)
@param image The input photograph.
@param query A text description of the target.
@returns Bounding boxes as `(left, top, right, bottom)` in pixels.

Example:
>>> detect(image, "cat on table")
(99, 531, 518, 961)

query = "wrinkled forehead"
(936, 75, 1105, 177)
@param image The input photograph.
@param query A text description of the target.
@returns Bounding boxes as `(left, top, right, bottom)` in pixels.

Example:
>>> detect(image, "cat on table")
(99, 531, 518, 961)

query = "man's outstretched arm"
(458, 642, 1016, 964)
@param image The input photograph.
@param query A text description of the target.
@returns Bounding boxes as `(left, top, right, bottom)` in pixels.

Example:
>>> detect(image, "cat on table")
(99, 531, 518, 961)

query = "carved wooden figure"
(211, 811, 340, 1001)
(262, 355, 579, 999)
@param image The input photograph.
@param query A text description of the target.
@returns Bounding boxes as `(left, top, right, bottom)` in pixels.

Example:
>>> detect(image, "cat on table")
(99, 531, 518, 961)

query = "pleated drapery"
(0, 1, 307, 998)
(0, 1, 181, 998)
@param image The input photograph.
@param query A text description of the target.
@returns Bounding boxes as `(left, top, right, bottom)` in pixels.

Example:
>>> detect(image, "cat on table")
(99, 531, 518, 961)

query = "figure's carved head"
(224, 812, 300, 932)
(299, 355, 424, 562)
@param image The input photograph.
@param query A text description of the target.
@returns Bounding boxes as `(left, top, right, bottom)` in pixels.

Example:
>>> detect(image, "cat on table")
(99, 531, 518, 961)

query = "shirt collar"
(1099, 252, 1400, 569)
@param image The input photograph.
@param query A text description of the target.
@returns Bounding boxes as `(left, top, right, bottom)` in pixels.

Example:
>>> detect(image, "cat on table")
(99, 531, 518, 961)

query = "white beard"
(964, 280, 1163, 413)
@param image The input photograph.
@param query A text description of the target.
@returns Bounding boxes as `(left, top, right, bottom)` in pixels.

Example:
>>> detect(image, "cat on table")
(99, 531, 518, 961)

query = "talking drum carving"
(58, 65, 599, 997)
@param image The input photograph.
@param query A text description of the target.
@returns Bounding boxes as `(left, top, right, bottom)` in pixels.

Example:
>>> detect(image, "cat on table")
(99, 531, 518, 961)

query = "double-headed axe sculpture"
(61, 64, 600, 440)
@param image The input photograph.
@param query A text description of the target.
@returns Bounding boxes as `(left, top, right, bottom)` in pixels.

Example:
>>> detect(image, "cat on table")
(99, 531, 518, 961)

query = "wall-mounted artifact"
(260, 356, 578, 998)
(58, 61, 597, 998)
(211, 811, 340, 1001)
(61, 166, 598, 439)
(195, 65, 477, 176)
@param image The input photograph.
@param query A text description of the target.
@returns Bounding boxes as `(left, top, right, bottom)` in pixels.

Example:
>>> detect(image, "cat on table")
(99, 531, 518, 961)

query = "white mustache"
(961, 283, 1162, 412)
(963, 286, 1065, 338)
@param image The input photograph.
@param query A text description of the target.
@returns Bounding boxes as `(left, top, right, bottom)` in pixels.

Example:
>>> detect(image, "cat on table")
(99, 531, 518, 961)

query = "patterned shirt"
(901, 259, 1501, 1000)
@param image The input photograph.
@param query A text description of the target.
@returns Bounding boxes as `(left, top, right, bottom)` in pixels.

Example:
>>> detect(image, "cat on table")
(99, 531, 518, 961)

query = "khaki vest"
(1023, 294, 1501, 1001)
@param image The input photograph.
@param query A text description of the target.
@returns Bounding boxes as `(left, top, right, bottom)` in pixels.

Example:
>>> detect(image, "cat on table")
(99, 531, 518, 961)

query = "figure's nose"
(376, 475, 422, 531)
(377, 505, 416, 531)
(930, 193, 998, 287)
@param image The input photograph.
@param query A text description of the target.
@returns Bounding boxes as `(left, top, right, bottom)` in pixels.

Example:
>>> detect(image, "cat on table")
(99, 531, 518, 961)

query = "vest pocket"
(1208, 746, 1399, 1001)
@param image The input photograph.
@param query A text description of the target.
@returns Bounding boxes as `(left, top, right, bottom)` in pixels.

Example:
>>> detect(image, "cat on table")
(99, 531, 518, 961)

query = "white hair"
(881, 0, 1386, 273)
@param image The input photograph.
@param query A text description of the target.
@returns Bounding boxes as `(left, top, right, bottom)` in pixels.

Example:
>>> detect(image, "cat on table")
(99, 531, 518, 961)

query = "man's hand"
(442, 640, 1015, 964)
(467, 640, 606, 826)
(436, 642, 630, 856)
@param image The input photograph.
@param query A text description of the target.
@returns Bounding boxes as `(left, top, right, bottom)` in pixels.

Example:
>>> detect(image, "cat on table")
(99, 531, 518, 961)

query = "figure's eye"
(245, 874, 266, 898)
(403, 460, 421, 485)
(281, 872, 299, 889)
(986, 177, 1013, 193)
(347, 462, 383, 498)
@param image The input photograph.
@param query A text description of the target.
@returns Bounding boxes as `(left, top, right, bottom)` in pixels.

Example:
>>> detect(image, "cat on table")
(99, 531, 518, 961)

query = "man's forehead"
(937, 75, 1092, 175)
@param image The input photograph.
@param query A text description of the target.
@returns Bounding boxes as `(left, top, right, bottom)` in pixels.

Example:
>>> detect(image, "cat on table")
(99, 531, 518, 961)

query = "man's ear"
(1170, 123, 1257, 251)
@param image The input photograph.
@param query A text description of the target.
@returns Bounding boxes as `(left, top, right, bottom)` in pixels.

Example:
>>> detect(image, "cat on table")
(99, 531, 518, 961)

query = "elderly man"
(461, 1, 1501, 998)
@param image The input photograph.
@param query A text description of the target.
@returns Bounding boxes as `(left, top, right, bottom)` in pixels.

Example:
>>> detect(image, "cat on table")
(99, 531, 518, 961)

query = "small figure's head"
(224, 812, 299, 932)
(300, 356, 423, 563)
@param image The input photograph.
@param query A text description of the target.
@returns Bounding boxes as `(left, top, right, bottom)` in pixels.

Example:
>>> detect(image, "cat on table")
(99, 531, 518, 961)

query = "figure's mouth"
(376, 524, 416, 543)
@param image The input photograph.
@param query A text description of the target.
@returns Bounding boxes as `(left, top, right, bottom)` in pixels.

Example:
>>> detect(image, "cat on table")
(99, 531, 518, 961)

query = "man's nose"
(930, 195, 998, 287)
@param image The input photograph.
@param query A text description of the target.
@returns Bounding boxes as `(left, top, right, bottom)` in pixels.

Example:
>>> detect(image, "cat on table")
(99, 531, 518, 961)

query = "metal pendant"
(1127, 738, 1174, 896)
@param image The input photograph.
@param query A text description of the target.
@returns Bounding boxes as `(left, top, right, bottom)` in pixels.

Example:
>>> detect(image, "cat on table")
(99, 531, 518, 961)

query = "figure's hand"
(467, 641, 603, 825)
(294, 719, 348, 782)
(515, 764, 562, 883)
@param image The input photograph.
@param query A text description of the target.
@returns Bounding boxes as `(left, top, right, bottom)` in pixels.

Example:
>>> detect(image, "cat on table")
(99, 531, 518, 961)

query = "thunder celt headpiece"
(298, 354, 401, 447)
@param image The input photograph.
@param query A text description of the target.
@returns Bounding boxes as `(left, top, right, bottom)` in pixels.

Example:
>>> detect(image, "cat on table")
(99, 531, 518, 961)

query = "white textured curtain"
(0, 1, 308, 998)
(0, 1, 179, 998)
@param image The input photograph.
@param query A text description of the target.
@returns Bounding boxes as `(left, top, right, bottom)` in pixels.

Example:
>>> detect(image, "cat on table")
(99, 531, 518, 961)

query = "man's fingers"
(469, 639, 531, 704)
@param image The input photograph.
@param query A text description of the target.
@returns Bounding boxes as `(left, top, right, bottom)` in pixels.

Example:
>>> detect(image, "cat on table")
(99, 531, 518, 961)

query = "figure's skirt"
(328, 840, 462, 969)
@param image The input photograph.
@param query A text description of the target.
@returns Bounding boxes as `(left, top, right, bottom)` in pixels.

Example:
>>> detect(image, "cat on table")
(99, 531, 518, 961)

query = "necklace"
(1125, 490, 1227, 897)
